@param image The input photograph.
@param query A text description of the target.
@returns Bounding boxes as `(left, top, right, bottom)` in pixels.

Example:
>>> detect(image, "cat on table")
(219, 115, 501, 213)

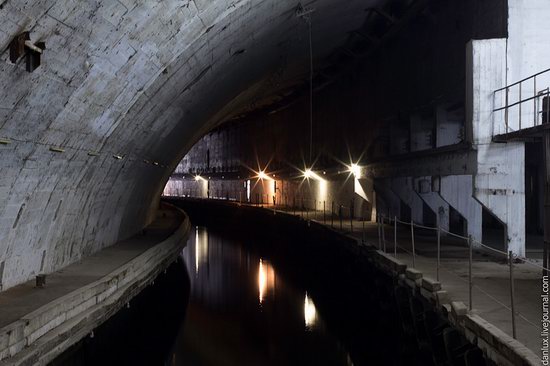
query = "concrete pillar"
(374, 178, 401, 218)
(391, 177, 423, 223)
(414, 176, 450, 231)
(467, 39, 526, 255)
(440, 175, 482, 244)
(354, 177, 374, 220)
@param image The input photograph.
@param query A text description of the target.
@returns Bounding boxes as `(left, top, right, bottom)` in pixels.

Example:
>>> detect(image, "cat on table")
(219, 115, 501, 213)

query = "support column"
(467, 39, 526, 256)
(391, 177, 423, 223)
(440, 175, 483, 244)
(354, 177, 373, 220)
(414, 176, 450, 231)
(374, 178, 401, 218)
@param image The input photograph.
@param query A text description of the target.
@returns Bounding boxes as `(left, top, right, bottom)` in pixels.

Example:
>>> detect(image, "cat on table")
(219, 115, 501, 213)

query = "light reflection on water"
(258, 259, 275, 305)
(194, 227, 208, 274)
(176, 226, 354, 366)
(304, 293, 317, 329)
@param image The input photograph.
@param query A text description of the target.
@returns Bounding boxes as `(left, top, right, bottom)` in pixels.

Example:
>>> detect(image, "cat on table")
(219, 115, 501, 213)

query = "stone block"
(421, 277, 441, 292)
(405, 268, 422, 280)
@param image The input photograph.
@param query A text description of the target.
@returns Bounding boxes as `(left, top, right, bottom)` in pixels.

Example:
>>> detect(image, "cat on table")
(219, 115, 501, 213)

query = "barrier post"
(381, 216, 386, 252)
(323, 201, 326, 224)
(509, 250, 517, 339)
(394, 216, 397, 258)
(411, 220, 416, 268)
(339, 205, 343, 230)
(377, 215, 382, 249)
(468, 236, 473, 310)
(437, 225, 441, 282)
(350, 206, 353, 233)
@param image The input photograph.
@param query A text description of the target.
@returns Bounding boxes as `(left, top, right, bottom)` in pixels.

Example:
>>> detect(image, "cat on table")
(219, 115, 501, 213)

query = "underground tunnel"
(0, 0, 549, 365)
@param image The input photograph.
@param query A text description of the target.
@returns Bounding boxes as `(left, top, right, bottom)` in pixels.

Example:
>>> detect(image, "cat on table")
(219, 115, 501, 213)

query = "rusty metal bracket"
(8, 32, 45, 72)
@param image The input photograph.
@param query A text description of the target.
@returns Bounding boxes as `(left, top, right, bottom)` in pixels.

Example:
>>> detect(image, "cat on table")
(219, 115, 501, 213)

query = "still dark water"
(52, 221, 418, 366)
(171, 226, 353, 366)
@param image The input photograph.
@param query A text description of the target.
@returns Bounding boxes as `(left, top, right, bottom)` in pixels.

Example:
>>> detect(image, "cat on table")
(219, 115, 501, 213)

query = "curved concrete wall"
(0, 204, 190, 365)
(0, 1, 373, 289)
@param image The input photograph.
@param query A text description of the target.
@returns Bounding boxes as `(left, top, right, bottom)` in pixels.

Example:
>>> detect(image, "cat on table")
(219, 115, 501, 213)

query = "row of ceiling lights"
(193, 162, 362, 182)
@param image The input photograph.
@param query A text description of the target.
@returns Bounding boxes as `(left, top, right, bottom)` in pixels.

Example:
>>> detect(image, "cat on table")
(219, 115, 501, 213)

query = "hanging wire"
(296, 4, 315, 165)
(308, 16, 313, 163)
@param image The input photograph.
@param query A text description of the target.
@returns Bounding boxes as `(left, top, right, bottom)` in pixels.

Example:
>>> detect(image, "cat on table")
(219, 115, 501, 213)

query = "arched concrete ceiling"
(0, 0, 382, 289)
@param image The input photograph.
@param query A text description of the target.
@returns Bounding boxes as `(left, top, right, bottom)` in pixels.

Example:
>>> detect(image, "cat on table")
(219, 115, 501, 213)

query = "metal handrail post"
(381, 216, 386, 252)
(411, 220, 416, 268)
(509, 250, 517, 339)
(323, 201, 326, 224)
(350, 206, 353, 233)
(362, 219, 365, 245)
(394, 216, 397, 258)
(437, 225, 441, 282)
(315, 200, 317, 221)
(331, 201, 334, 228)
(505, 87, 509, 133)
(377, 215, 382, 249)
(339, 205, 343, 230)
(469, 236, 473, 311)
(519, 82, 522, 129)
(534, 75, 538, 126)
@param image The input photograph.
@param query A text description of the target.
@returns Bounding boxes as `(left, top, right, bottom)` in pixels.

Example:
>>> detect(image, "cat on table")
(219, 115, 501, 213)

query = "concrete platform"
(0, 203, 190, 365)
(286, 207, 542, 364)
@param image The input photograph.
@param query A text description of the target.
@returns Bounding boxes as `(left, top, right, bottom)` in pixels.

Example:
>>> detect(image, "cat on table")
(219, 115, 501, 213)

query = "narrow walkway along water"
(51, 200, 446, 366)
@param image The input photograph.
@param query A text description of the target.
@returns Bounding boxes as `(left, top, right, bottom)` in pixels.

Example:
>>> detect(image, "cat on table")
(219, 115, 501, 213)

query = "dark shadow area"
(482, 207, 506, 252)
(449, 206, 466, 237)
(49, 260, 190, 366)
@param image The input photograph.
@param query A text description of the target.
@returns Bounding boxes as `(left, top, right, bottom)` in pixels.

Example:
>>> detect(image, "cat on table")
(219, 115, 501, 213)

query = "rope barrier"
(516, 257, 550, 272)
(412, 222, 439, 231)
(471, 239, 509, 257)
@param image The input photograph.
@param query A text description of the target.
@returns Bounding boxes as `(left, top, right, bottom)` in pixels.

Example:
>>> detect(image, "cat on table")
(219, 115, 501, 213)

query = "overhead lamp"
(50, 147, 65, 153)
(303, 168, 324, 181)
(349, 163, 362, 178)
(0, 138, 12, 145)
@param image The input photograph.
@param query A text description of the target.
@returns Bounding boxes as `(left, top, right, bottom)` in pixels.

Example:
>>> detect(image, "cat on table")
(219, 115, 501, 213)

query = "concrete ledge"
(372, 251, 407, 275)
(0, 204, 190, 366)
(463, 314, 540, 366)
(421, 277, 441, 292)
(406, 268, 423, 280)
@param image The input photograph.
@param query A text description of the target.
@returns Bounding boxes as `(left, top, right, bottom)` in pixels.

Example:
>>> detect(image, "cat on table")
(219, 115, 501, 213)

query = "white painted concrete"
(439, 175, 482, 244)
(467, 39, 526, 255)
(0, 0, 376, 290)
(391, 177, 424, 224)
(414, 176, 450, 231)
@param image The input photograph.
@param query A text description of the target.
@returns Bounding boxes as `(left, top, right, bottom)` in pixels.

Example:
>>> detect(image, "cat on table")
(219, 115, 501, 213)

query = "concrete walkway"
(278, 207, 543, 358)
(0, 205, 182, 331)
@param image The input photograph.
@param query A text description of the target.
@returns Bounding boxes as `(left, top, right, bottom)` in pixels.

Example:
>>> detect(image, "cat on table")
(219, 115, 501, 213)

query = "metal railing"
(376, 213, 549, 344)
(493, 67, 550, 136)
